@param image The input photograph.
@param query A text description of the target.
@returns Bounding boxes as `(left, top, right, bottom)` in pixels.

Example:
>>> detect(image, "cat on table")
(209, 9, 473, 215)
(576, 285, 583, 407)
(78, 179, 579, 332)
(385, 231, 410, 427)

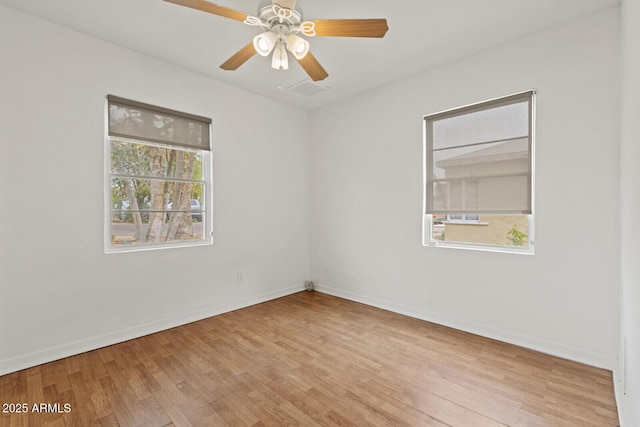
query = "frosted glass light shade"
(253, 32, 277, 56)
(271, 43, 289, 70)
(285, 34, 309, 60)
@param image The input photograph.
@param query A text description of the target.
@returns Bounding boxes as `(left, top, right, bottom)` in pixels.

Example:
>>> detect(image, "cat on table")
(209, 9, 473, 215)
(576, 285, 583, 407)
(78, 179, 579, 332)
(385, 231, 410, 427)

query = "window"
(423, 91, 535, 253)
(105, 95, 212, 252)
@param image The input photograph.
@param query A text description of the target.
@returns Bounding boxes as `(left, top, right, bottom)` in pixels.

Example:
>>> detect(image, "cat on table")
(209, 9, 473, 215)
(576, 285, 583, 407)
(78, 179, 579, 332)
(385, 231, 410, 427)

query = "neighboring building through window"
(447, 214, 480, 223)
(105, 95, 213, 252)
(423, 91, 535, 253)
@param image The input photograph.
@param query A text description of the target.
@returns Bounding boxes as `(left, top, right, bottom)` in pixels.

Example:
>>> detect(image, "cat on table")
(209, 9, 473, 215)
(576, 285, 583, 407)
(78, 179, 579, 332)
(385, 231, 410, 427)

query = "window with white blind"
(423, 91, 535, 253)
(105, 95, 213, 253)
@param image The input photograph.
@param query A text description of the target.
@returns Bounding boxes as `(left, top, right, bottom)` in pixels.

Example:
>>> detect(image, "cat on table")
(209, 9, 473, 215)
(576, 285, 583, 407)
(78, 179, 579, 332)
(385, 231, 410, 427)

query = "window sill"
(442, 222, 489, 226)
(425, 240, 534, 255)
(105, 237, 213, 254)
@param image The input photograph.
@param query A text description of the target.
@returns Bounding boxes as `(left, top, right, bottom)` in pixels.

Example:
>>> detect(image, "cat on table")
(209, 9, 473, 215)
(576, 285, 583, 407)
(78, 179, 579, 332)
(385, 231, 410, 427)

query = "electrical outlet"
(236, 272, 245, 283)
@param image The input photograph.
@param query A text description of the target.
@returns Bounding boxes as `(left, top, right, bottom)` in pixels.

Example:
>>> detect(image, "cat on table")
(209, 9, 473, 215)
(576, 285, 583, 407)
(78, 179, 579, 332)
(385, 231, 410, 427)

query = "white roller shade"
(425, 91, 534, 214)
(107, 95, 211, 151)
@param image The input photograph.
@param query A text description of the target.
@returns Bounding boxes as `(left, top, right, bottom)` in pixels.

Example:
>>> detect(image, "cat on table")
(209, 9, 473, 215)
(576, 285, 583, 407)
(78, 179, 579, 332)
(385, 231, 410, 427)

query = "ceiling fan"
(164, 0, 389, 81)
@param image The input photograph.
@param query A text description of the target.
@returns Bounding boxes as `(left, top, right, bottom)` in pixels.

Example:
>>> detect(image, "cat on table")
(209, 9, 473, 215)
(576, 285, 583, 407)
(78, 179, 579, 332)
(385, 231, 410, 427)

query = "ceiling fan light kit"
(285, 34, 309, 60)
(164, 0, 389, 81)
(272, 42, 289, 70)
(253, 31, 277, 56)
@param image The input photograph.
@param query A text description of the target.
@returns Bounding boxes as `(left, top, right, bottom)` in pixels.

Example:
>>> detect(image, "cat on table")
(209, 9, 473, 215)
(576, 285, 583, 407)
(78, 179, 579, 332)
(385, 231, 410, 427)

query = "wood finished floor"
(0, 292, 618, 426)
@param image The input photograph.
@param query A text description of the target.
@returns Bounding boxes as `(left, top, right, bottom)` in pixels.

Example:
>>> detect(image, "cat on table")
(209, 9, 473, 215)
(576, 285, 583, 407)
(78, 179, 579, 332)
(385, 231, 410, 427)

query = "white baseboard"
(0, 284, 304, 376)
(1, 281, 615, 374)
(315, 283, 615, 371)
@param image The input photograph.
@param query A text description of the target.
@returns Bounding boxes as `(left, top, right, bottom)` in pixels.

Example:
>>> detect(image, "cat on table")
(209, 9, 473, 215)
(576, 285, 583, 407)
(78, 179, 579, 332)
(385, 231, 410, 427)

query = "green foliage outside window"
(506, 224, 528, 247)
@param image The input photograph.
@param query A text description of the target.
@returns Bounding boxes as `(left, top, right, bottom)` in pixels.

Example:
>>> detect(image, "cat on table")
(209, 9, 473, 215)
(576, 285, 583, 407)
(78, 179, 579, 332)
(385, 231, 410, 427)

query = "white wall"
(310, 8, 620, 369)
(618, 0, 640, 423)
(0, 6, 310, 375)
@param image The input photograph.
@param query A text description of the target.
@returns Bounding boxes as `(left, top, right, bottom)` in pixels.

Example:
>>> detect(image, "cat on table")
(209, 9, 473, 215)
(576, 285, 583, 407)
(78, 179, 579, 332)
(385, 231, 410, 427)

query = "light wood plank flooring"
(0, 291, 619, 426)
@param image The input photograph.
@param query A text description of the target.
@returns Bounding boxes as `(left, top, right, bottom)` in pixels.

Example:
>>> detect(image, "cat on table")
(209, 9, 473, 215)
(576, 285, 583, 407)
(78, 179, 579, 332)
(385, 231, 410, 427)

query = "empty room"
(1, 0, 638, 425)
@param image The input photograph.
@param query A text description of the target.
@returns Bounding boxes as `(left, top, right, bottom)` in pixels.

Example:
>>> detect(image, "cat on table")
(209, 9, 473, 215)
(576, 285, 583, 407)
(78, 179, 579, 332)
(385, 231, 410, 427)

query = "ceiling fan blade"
(164, 0, 248, 22)
(220, 42, 257, 70)
(273, 0, 297, 9)
(311, 19, 389, 38)
(296, 51, 329, 81)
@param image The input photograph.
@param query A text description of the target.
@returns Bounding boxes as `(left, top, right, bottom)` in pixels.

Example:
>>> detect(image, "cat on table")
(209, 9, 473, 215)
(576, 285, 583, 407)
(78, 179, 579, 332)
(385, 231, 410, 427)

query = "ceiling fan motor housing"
(256, 4, 304, 37)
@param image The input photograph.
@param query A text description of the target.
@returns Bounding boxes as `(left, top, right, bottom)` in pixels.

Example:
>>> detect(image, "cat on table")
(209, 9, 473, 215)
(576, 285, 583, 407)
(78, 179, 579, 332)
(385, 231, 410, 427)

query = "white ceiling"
(1, 0, 619, 110)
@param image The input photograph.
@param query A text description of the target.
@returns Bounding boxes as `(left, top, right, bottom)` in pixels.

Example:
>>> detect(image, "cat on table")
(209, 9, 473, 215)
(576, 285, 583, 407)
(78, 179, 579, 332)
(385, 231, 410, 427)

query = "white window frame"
(422, 91, 536, 254)
(104, 96, 213, 253)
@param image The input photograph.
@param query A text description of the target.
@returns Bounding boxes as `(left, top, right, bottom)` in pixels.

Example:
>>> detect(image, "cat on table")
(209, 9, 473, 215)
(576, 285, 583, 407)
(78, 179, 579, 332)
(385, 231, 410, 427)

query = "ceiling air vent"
(288, 79, 331, 97)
